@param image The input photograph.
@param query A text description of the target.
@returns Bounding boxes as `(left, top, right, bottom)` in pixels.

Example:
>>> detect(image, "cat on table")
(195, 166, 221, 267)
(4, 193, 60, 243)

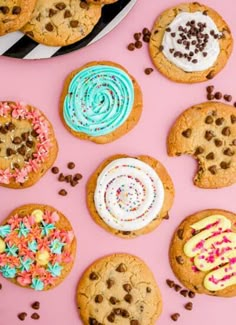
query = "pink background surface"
(1, 0, 236, 324)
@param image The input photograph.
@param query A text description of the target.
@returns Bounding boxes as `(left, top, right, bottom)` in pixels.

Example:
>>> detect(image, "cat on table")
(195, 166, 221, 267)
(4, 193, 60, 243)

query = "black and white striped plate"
(0, 0, 136, 60)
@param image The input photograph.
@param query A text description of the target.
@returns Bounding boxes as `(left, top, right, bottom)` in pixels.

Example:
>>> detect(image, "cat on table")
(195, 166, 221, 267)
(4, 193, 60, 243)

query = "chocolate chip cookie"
(168, 102, 236, 188)
(0, 0, 36, 36)
(0, 101, 58, 188)
(77, 254, 162, 324)
(21, 0, 102, 46)
(170, 209, 236, 297)
(149, 2, 233, 83)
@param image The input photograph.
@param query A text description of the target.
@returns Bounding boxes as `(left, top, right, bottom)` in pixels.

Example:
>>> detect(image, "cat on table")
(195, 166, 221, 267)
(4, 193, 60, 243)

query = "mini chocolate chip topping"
(18, 312, 27, 321)
(206, 85, 214, 93)
(113, 308, 122, 316)
(123, 283, 132, 292)
(58, 189, 67, 196)
(174, 284, 182, 292)
(188, 291, 196, 298)
(95, 295, 103, 303)
(222, 127, 231, 136)
(215, 117, 224, 125)
(31, 313, 40, 320)
(45, 22, 54, 32)
(135, 40, 142, 49)
(121, 309, 130, 318)
(89, 272, 98, 280)
(166, 279, 175, 288)
(49, 8, 57, 17)
(182, 128, 192, 138)
(12, 6, 21, 14)
(70, 20, 79, 28)
(68, 162, 75, 169)
(146, 286, 152, 292)
(116, 263, 126, 272)
(224, 148, 234, 156)
(107, 312, 115, 322)
(31, 301, 40, 310)
(124, 294, 133, 303)
(107, 278, 114, 289)
(55, 2, 66, 10)
(64, 10, 72, 18)
(185, 302, 193, 311)
(224, 94, 232, 102)
(206, 152, 214, 160)
(215, 91, 222, 100)
(171, 313, 180, 321)
(208, 165, 217, 175)
(145, 68, 154, 75)
(214, 139, 223, 147)
(205, 116, 213, 124)
(12, 136, 22, 144)
(128, 43, 135, 51)
(194, 146, 204, 155)
(180, 289, 188, 297)
(134, 32, 141, 40)
(205, 130, 214, 141)
(51, 166, 59, 174)
(231, 115, 236, 124)
(176, 255, 184, 264)
(0, 6, 10, 14)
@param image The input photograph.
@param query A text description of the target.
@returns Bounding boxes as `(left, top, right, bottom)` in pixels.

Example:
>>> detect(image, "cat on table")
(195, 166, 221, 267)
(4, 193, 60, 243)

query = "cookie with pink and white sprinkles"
(0, 204, 76, 290)
(87, 154, 175, 238)
(0, 101, 58, 188)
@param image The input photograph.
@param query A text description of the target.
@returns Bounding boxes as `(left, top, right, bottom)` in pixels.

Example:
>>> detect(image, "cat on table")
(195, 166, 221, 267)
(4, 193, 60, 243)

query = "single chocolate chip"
(80, 1, 89, 9)
(21, 132, 29, 141)
(128, 43, 135, 51)
(95, 295, 103, 303)
(121, 309, 130, 318)
(143, 34, 150, 42)
(31, 313, 40, 320)
(12, 136, 22, 144)
(58, 189, 67, 196)
(70, 179, 78, 187)
(0, 6, 10, 14)
(134, 32, 141, 40)
(176, 256, 184, 265)
(12, 6, 21, 14)
(113, 308, 122, 316)
(135, 40, 142, 49)
(224, 148, 234, 156)
(206, 152, 214, 160)
(145, 68, 154, 75)
(207, 93, 214, 100)
(206, 71, 214, 79)
(124, 294, 133, 303)
(70, 20, 79, 28)
(206, 85, 214, 93)
(0, 126, 7, 134)
(174, 284, 182, 292)
(232, 139, 236, 146)
(159, 45, 164, 51)
(109, 296, 117, 305)
(107, 313, 115, 323)
(208, 165, 217, 175)
(185, 302, 193, 310)
(224, 94, 232, 102)
(205, 116, 213, 124)
(146, 286, 152, 292)
(180, 289, 188, 297)
(205, 130, 214, 141)
(49, 8, 57, 17)
(89, 318, 99, 325)
(231, 115, 236, 124)
(65, 175, 72, 183)
(68, 162, 75, 169)
(215, 118, 224, 125)
(55, 2, 66, 10)
(203, 10, 208, 15)
(163, 213, 169, 220)
(123, 283, 132, 292)
(13, 163, 20, 169)
(130, 320, 140, 325)
(107, 278, 114, 289)
(171, 313, 180, 321)
(89, 272, 98, 280)
(74, 173, 82, 181)
(142, 27, 151, 35)
(182, 128, 192, 138)
(64, 9, 72, 18)
(116, 263, 126, 272)
(122, 231, 131, 235)
(194, 146, 204, 156)
(220, 161, 230, 169)
(0, 283, 2, 289)
(6, 148, 16, 156)
(58, 173, 65, 181)
(51, 166, 59, 174)
(18, 313, 27, 321)
(222, 127, 231, 136)
(31, 301, 40, 310)
(45, 23, 54, 31)
(188, 291, 196, 298)
(214, 139, 223, 147)
(7, 122, 15, 131)
(17, 145, 26, 156)
(166, 279, 175, 288)
(26, 140, 34, 148)
(215, 92, 222, 100)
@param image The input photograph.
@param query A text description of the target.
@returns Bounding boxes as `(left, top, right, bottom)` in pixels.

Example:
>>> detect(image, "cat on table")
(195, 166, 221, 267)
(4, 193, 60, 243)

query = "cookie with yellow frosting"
(0, 204, 76, 290)
(170, 209, 236, 297)
(149, 2, 233, 83)
(87, 154, 175, 238)
(60, 61, 143, 144)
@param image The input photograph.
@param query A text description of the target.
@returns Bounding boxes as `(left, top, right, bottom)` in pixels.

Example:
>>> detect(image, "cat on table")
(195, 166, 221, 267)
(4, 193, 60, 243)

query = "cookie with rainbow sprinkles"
(170, 209, 236, 297)
(0, 101, 58, 188)
(87, 154, 175, 238)
(0, 204, 76, 290)
(60, 61, 143, 144)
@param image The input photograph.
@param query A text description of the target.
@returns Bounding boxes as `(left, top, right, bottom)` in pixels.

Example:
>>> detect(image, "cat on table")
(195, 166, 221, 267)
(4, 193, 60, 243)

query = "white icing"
(94, 158, 165, 231)
(162, 12, 220, 72)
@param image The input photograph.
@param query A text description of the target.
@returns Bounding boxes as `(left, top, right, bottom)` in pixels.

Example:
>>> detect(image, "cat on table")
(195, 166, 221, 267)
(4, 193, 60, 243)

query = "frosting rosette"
(63, 65, 134, 137)
(94, 158, 165, 231)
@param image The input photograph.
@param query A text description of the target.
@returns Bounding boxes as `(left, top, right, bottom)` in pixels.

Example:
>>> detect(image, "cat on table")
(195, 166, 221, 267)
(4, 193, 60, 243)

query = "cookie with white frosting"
(60, 61, 143, 144)
(87, 154, 175, 238)
(170, 209, 236, 297)
(0, 204, 76, 290)
(77, 253, 162, 324)
(149, 2, 233, 83)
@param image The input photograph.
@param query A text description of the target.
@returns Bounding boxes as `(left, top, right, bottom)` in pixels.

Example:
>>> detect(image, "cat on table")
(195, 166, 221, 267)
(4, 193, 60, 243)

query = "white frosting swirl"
(94, 158, 165, 231)
(162, 12, 220, 72)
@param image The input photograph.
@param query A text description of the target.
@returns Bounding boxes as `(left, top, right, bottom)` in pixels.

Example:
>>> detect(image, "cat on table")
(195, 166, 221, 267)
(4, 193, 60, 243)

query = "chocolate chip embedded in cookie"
(0, 204, 76, 290)
(21, 0, 102, 46)
(87, 154, 174, 238)
(0, 0, 37, 36)
(149, 2, 233, 83)
(0, 101, 58, 188)
(77, 254, 162, 324)
(167, 102, 236, 188)
(170, 209, 236, 297)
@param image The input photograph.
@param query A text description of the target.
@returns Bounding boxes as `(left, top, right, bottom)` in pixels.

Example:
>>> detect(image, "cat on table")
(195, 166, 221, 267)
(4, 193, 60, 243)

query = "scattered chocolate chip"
(180, 289, 188, 297)
(188, 291, 195, 298)
(224, 94, 232, 102)
(74, 173, 82, 181)
(45, 22, 54, 32)
(107, 278, 114, 289)
(231, 115, 236, 124)
(182, 128, 192, 138)
(134, 32, 141, 40)
(206, 85, 214, 93)
(214, 139, 223, 147)
(58, 173, 65, 181)
(142, 28, 150, 35)
(159, 45, 164, 51)
(70, 179, 78, 187)
(146, 286, 152, 292)
(220, 161, 230, 169)
(89, 272, 98, 280)
(206, 71, 214, 79)
(224, 148, 234, 156)
(51, 166, 59, 174)
(222, 127, 231, 136)
(64, 175, 72, 183)
(143, 34, 150, 42)
(124, 294, 133, 303)
(12, 6, 21, 14)
(109, 296, 117, 305)
(205, 130, 214, 141)
(58, 189, 67, 196)
(176, 256, 184, 265)
(205, 116, 213, 124)
(123, 283, 132, 292)
(55, 2, 66, 10)
(135, 40, 142, 49)
(18, 313, 27, 321)
(174, 284, 182, 292)
(207, 93, 214, 100)
(128, 43, 135, 51)
(215, 92, 222, 100)
(95, 295, 103, 303)
(144, 68, 154, 75)
(31, 313, 40, 320)
(194, 146, 204, 155)
(121, 309, 130, 318)
(171, 313, 180, 321)
(208, 165, 217, 175)
(116, 263, 126, 272)
(185, 302, 193, 310)
(67, 162, 75, 169)
(215, 117, 224, 126)
(166, 279, 175, 288)
(206, 152, 214, 160)
(70, 20, 79, 28)
(107, 313, 115, 323)
(12, 136, 22, 144)
(31, 302, 40, 310)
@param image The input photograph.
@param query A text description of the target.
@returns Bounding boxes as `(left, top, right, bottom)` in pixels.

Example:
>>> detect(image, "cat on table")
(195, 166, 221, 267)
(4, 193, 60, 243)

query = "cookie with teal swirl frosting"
(60, 61, 143, 144)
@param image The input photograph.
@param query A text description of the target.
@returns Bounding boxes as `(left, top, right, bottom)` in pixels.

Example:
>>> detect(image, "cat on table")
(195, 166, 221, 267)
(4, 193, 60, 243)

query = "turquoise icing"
(17, 222, 30, 238)
(41, 221, 55, 236)
(63, 65, 135, 137)
(47, 263, 63, 277)
(0, 265, 16, 278)
(31, 278, 44, 291)
(50, 239, 65, 254)
(28, 240, 38, 252)
(5, 244, 18, 257)
(0, 225, 11, 238)
(19, 257, 33, 272)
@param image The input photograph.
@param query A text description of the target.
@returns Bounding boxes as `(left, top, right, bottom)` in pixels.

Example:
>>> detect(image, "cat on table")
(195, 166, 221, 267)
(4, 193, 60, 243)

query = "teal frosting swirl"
(63, 65, 134, 137)
(47, 263, 63, 277)
(31, 278, 44, 291)
(0, 265, 16, 278)
(0, 225, 11, 238)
